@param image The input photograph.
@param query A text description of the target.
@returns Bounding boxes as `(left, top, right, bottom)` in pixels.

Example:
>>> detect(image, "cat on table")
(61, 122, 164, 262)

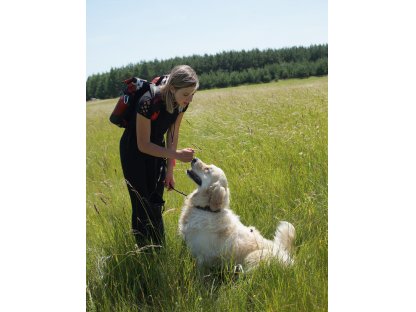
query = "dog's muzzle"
(186, 169, 202, 186)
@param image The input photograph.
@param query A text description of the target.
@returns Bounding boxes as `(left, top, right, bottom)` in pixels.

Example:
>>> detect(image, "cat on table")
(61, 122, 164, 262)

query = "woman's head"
(162, 65, 199, 113)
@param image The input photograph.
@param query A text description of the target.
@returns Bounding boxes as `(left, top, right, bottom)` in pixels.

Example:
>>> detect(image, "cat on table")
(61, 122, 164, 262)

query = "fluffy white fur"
(178, 158, 296, 271)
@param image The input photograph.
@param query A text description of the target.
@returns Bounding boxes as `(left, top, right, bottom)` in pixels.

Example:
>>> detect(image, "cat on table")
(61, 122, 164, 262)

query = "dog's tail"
(273, 221, 296, 256)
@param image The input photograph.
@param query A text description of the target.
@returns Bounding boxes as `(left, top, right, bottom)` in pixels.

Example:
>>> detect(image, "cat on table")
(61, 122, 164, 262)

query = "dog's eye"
(204, 168, 210, 173)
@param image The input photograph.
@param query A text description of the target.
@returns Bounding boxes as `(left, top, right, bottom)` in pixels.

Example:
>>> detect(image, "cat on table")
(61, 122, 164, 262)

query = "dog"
(178, 158, 296, 271)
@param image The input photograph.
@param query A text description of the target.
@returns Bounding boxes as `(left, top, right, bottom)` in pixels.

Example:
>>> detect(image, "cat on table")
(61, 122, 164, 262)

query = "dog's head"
(186, 158, 229, 211)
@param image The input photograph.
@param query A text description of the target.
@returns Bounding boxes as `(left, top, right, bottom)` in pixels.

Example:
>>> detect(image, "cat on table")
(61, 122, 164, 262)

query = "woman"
(120, 65, 198, 247)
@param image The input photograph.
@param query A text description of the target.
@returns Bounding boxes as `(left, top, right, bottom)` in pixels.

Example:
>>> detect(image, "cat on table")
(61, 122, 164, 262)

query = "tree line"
(86, 44, 327, 100)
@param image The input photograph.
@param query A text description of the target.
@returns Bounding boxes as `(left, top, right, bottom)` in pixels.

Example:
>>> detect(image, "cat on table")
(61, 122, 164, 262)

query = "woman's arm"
(166, 112, 184, 170)
(164, 113, 186, 189)
(136, 113, 194, 162)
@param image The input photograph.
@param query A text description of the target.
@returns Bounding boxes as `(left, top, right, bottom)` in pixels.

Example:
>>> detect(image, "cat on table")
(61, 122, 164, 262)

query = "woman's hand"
(175, 148, 195, 162)
(164, 170, 175, 191)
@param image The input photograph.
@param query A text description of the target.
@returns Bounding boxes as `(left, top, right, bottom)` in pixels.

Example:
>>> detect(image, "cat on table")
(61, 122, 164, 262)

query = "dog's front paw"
(233, 264, 244, 276)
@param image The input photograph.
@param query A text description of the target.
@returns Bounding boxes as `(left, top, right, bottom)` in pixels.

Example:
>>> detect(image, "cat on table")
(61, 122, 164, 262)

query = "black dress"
(119, 87, 188, 246)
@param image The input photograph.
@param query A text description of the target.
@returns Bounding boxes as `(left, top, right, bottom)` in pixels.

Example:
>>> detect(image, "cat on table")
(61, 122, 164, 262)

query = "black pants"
(120, 130, 166, 247)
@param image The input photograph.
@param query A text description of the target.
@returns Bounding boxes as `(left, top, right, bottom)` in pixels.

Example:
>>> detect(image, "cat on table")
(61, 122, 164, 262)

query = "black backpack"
(109, 75, 168, 128)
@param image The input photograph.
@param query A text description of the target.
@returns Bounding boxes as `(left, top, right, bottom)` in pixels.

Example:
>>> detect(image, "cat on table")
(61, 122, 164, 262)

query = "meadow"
(86, 76, 328, 311)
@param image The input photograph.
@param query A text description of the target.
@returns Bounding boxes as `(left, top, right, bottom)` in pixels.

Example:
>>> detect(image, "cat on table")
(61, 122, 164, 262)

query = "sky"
(87, 0, 327, 77)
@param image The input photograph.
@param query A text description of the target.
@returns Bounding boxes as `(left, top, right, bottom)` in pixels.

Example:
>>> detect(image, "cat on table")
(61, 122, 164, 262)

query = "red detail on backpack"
(150, 111, 160, 121)
(151, 77, 160, 84)
(123, 77, 135, 84)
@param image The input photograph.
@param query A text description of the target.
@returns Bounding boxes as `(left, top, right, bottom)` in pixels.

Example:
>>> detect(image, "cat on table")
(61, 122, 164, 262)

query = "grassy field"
(86, 76, 328, 311)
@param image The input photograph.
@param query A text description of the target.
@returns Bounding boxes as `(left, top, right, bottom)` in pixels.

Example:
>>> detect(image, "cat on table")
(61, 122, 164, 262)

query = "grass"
(86, 76, 328, 311)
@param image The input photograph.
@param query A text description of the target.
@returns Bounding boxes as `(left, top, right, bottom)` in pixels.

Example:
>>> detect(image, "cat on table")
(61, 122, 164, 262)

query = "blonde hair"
(161, 65, 199, 113)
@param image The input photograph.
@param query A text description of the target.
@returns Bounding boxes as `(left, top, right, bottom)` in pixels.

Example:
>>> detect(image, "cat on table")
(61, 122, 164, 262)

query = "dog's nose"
(191, 158, 198, 164)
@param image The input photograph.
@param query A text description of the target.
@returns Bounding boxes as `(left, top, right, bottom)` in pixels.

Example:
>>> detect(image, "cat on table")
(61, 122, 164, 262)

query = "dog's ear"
(209, 182, 228, 211)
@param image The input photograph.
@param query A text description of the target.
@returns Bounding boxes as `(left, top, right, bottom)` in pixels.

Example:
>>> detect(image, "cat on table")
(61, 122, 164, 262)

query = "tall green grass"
(87, 77, 328, 311)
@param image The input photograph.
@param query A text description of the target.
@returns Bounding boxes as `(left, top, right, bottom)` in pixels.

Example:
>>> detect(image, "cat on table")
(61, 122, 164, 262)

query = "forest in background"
(86, 44, 328, 100)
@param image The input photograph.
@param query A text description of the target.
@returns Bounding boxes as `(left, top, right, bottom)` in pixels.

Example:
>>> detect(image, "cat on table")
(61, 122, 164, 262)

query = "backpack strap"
(149, 83, 157, 98)
(149, 84, 163, 121)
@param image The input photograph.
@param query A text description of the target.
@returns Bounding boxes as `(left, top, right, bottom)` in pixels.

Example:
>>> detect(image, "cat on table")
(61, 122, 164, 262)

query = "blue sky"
(87, 0, 327, 77)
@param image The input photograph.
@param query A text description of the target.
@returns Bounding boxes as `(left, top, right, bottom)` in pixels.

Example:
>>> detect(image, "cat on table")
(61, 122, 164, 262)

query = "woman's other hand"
(164, 171, 175, 191)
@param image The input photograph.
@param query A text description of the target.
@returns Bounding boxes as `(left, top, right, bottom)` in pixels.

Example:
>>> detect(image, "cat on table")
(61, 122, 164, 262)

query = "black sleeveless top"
(122, 86, 188, 156)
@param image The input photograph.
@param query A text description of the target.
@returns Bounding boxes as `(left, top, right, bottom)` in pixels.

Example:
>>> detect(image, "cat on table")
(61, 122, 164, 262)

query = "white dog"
(178, 158, 296, 271)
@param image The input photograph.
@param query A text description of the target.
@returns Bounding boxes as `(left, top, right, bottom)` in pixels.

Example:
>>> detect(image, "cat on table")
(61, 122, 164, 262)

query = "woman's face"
(173, 86, 197, 107)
